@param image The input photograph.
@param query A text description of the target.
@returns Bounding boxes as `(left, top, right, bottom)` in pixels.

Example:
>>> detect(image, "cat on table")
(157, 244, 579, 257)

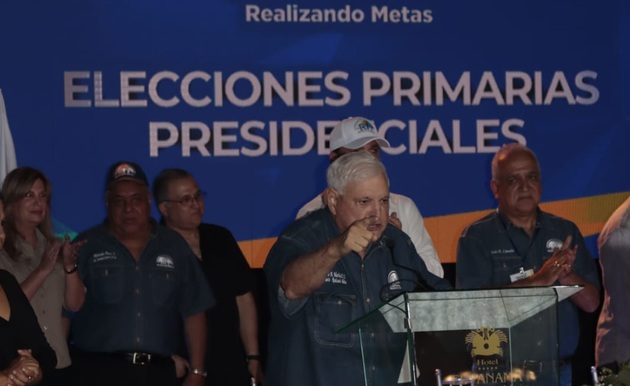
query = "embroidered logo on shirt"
(156, 254, 175, 269)
(388, 270, 401, 290)
(545, 238, 563, 253)
(324, 271, 347, 285)
(92, 251, 117, 263)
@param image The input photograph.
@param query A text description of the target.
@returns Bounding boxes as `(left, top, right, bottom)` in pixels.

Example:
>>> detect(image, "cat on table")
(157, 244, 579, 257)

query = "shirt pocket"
(313, 292, 357, 347)
(90, 264, 124, 304)
(492, 255, 523, 282)
(149, 268, 178, 306)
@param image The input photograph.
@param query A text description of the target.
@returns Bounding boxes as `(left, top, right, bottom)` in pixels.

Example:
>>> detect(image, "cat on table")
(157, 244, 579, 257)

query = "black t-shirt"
(198, 224, 255, 386)
(0, 269, 57, 380)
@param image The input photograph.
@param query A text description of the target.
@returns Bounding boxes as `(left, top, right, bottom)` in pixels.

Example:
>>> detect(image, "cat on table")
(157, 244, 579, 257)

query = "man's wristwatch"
(190, 368, 208, 378)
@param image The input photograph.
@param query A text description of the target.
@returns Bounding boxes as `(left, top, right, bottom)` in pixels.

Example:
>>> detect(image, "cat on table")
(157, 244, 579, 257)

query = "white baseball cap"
(329, 117, 391, 151)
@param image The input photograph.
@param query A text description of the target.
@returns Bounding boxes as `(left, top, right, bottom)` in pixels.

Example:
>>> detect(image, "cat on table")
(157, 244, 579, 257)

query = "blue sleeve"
(263, 234, 310, 318)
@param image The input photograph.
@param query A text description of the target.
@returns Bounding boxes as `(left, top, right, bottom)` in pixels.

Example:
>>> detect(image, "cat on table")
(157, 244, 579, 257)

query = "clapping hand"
(38, 239, 61, 275)
(534, 235, 577, 286)
(61, 234, 87, 271)
(388, 212, 402, 230)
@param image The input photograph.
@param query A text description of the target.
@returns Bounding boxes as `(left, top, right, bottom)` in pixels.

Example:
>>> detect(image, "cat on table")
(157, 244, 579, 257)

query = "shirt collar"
(496, 207, 542, 232)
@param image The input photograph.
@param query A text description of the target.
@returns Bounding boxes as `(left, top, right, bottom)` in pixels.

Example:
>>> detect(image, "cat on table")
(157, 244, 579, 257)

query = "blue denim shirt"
(456, 209, 600, 358)
(72, 222, 215, 356)
(264, 209, 451, 386)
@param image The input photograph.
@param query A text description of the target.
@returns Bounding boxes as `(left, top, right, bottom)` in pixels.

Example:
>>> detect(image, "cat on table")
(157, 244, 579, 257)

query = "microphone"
(385, 238, 433, 292)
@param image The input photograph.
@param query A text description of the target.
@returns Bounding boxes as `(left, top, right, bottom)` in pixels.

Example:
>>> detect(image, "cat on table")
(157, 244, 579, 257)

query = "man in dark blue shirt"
(456, 143, 600, 386)
(265, 152, 451, 386)
(71, 161, 215, 386)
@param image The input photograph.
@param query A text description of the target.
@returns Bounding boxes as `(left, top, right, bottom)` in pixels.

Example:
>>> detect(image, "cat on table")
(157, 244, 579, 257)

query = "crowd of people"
(0, 116, 627, 386)
(0, 162, 261, 386)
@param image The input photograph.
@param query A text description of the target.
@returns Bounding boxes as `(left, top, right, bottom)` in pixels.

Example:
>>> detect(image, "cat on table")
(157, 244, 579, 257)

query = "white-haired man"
(266, 151, 451, 386)
(297, 116, 444, 277)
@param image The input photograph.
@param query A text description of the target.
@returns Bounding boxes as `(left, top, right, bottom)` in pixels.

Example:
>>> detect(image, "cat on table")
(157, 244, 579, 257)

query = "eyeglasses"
(163, 191, 207, 207)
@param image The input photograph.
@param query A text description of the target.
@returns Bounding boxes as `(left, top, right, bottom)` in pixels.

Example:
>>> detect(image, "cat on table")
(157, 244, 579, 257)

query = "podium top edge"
(390, 285, 583, 303)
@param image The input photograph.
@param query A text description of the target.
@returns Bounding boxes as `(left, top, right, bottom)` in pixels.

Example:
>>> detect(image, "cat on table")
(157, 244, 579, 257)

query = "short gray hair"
(153, 168, 193, 203)
(491, 143, 540, 181)
(326, 151, 389, 194)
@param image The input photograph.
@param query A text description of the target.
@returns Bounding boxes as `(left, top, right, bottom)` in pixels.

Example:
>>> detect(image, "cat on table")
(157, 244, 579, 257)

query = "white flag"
(0, 89, 18, 185)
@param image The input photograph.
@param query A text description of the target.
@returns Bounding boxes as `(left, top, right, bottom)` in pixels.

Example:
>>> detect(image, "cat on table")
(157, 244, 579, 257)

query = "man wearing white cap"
(296, 116, 444, 278)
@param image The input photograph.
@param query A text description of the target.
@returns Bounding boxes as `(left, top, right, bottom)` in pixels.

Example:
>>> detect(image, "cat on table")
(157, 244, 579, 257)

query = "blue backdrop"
(1, 0, 628, 266)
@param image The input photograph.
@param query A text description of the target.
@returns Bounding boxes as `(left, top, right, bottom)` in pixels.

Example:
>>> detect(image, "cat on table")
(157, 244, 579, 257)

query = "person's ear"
(324, 188, 340, 215)
(490, 179, 500, 200)
(158, 202, 169, 218)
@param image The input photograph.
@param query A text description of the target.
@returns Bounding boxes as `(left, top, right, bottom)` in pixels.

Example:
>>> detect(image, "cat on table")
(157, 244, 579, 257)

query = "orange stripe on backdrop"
(239, 191, 630, 268)
(238, 237, 278, 269)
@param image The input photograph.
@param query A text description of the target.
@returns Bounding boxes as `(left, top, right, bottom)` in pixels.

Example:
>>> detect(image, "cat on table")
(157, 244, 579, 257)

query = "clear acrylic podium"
(339, 286, 582, 386)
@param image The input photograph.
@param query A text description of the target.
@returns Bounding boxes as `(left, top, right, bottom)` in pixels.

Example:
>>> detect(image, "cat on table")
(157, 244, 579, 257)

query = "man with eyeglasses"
(70, 161, 215, 386)
(153, 168, 264, 386)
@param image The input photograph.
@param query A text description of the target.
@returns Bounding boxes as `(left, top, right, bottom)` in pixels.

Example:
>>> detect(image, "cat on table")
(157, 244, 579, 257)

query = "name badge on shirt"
(510, 267, 534, 283)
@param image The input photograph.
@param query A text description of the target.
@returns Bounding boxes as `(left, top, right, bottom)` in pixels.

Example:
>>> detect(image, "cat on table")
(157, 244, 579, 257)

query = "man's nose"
(517, 177, 529, 190)
(368, 202, 384, 217)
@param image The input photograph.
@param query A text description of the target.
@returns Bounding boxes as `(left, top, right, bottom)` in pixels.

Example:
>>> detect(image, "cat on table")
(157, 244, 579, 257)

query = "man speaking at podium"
(264, 151, 451, 386)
